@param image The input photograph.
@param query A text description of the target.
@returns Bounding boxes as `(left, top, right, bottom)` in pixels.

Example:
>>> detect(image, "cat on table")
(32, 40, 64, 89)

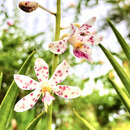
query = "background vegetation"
(0, 0, 130, 130)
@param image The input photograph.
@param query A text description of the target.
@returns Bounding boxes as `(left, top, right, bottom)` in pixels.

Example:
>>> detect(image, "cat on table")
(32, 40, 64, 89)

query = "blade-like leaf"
(107, 18, 130, 61)
(0, 51, 35, 130)
(73, 109, 96, 130)
(0, 72, 3, 92)
(109, 79, 130, 113)
(99, 44, 130, 93)
(26, 111, 45, 130)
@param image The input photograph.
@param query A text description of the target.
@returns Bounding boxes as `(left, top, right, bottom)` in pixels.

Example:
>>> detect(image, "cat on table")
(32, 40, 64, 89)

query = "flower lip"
(19, 1, 39, 13)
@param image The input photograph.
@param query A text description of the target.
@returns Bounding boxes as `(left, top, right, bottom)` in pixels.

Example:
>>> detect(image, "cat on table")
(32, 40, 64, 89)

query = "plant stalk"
(46, 0, 61, 130)
(39, 4, 56, 16)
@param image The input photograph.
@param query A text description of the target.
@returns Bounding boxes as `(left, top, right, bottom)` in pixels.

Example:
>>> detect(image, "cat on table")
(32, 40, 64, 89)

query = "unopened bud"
(19, 1, 38, 13)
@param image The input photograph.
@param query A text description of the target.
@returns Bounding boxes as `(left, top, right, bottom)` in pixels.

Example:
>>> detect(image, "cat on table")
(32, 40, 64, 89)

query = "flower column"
(47, 0, 61, 130)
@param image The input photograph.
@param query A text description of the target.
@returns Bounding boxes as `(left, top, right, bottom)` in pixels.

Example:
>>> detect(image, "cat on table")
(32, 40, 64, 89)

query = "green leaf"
(73, 109, 96, 130)
(99, 44, 130, 93)
(107, 18, 130, 61)
(26, 111, 45, 130)
(109, 78, 130, 113)
(0, 72, 3, 92)
(0, 51, 35, 130)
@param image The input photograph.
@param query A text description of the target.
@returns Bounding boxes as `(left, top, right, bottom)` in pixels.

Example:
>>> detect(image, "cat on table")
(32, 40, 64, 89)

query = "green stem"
(46, 0, 61, 130)
(73, 109, 96, 130)
(0, 72, 3, 92)
(38, 4, 56, 16)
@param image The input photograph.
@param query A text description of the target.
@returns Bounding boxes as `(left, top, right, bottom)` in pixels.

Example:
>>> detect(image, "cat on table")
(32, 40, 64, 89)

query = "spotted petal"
(73, 44, 92, 61)
(70, 24, 77, 36)
(49, 60, 70, 84)
(34, 58, 49, 82)
(14, 88, 41, 112)
(78, 17, 96, 36)
(14, 74, 39, 90)
(53, 85, 81, 99)
(48, 39, 68, 54)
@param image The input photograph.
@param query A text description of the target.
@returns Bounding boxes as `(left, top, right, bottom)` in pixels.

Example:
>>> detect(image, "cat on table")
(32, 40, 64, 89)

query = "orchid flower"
(48, 17, 103, 62)
(14, 58, 81, 112)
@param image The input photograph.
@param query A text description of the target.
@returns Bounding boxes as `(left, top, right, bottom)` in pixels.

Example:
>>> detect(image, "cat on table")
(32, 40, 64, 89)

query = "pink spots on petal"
(32, 98, 35, 101)
(55, 81, 58, 84)
(37, 94, 40, 97)
(64, 95, 68, 98)
(58, 70, 61, 73)
(37, 67, 42, 71)
(20, 80, 23, 83)
(35, 99, 38, 102)
(30, 93, 33, 96)
(30, 80, 33, 84)
(30, 104, 33, 108)
(59, 41, 62, 44)
(88, 36, 94, 45)
(39, 79, 42, 82)
(36, 73, 39, 76)
(73, 49, 89, 60)
(43, 66, 48, 70)
(56, 91, 63, 96)
(57, 49, 60, 52)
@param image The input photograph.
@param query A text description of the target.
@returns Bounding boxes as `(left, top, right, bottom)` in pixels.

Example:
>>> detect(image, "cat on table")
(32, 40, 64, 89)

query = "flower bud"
(19, 1, 38, 13)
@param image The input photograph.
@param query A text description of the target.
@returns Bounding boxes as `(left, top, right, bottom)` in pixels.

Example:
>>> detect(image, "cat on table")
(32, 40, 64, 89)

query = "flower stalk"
(47, 0, 61, 130)
(38, 4, 56, 16)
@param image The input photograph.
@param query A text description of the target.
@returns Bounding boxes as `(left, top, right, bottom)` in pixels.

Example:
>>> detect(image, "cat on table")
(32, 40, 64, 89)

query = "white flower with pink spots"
(48, 17, 103, 62)
(14, 58, 81, 112)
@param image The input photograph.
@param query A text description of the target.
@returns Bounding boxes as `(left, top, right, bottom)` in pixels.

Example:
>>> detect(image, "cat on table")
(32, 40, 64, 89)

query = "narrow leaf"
(109, 78, 130, 113)
(107, 18, 130, 61)
(0, 72, 3, 92)
(99, 44, 130, 93)
(0, 51, 35, 130)
(73, 109, 96, 130)
(26, 111, 45, 130)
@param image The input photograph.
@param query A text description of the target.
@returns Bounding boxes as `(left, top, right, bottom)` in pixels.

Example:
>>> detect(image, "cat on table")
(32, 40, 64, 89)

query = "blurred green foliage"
(0, 0, 130, 130)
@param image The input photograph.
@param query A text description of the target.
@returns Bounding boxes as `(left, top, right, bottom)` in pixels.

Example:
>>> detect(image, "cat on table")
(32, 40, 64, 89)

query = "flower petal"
(34, 58, 49, 82)
(14, 88, 41, 112)
(78, 17, 96, 35)
(41, 92, 55, 112)
(48, 39, 68, 54)
(49, 60, 70, 84)
(70, 24, 77, 36)
(53, 85, 81, 99)
(14, 74, 39, 90)
(83, 16, 96, 26)
(73, 44, 92, 61)
(42, 92, 55, 105)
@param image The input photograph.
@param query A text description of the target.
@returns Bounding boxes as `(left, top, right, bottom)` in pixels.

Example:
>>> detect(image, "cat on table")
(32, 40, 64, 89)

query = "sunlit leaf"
(73, 109, 96, 130)
(0, 51, 35, 130)
(109, 78, 130, 113)
(0, 72, 3, 92)
(26, 111, 45, 130)
(107, 18, 130, 61)
(99, 44, 130, 93)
